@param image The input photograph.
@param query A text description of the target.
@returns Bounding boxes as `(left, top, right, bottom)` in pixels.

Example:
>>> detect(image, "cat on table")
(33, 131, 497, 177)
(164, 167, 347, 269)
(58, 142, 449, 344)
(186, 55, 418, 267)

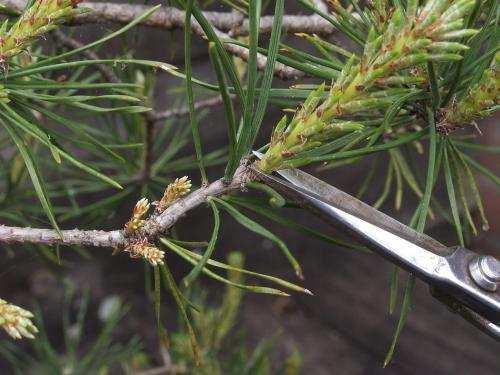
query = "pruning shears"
(251, 151, 500, 340)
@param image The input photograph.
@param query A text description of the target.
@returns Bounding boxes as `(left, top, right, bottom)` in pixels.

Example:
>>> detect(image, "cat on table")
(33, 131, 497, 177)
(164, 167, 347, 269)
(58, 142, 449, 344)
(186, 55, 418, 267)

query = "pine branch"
(0, 225, 123, 247)
(50, 30, 223, 124)
(0, 164, 252, 248)
(258, 0, 479, 172)
(150, 96, 226, 122)
(438, 53, 499, 134)
(139, 164, 251, 238)
(1, 0, 335, 36)
(0, 0, 318, 79)
(0, 0, 85, 62)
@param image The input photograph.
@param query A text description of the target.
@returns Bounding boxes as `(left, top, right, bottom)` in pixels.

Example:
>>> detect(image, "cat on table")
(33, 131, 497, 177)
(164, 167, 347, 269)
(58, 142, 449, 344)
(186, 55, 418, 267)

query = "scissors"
(251, 151, 500, 340)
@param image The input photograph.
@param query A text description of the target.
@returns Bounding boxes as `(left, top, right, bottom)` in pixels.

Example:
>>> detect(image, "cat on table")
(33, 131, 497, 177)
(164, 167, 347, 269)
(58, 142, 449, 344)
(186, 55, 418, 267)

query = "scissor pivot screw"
(469, 255, 500, 292)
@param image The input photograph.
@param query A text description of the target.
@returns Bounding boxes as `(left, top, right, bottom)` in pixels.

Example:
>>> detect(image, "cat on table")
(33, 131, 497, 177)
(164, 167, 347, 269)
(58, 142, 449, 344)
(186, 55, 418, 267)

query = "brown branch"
(151, 95, 226, 122)
(181, 9, 304, 79)
(0, 226, 124, 248)
(0, 1, 332, 247)
(52, 30, 228, 122)
(0, 0, 335, 36)
(139, 163, 251, 238)
(238, 14, 334, 36)
(0, 164, 253, 249)
(1, 0, 319, 79)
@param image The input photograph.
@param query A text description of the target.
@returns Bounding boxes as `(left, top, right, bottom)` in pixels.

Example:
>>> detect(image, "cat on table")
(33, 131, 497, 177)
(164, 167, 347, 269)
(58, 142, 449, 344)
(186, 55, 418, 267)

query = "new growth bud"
(0, 299, 38, 340)
(438, 53, 499, 135)
(258, 0, 478, 172)
(0, 0, 85, 64)
(155, 176, 192, 213)
(124, 198, 150, 233)
(125, 238, 165, 266)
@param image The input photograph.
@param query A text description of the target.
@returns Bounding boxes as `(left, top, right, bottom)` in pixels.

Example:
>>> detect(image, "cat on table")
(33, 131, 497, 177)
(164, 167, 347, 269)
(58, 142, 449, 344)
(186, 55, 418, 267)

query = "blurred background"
(0, 1, 499, 373)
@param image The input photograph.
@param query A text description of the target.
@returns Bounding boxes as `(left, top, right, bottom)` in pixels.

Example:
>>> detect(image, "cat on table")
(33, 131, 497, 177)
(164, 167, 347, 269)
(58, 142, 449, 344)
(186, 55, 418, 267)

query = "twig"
(239, 13, 333, 37)
(0, 226, 123, 248)
(151, 96, 226, 122)
(1, 0, 312, 79)
(180, 8, 304, 79)
(53, 30, 228, 122)
(0, 164, 253, 248)
(1, 0, 335, 36)
(0, 0, 332, 247)
(139, 164, 251, 238)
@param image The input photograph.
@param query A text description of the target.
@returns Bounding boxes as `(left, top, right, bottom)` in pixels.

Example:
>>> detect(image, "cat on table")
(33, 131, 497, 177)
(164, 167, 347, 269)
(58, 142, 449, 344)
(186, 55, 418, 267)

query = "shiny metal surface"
(250, 151, 500, 332)
(252, 153, 450, 256)
(469, 255, 500, 292)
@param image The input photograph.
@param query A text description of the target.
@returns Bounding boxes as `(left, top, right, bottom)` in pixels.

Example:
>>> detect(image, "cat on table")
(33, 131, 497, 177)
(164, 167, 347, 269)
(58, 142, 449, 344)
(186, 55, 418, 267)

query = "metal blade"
(251, 151, 500, 327)
(251, 151, 450, 259)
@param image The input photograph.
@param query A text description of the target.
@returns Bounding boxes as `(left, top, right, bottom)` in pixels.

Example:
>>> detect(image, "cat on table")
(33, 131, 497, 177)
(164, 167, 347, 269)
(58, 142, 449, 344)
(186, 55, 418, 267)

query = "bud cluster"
(124, 197, 150, 233)
(438, 53, 499, 134)
(258, 0, 477, 172)
(155, 176, 192, 213)
(122, 177, 192, 265)
(0, 0, 85, 64)
(0, 298, 38, 340)
(125, 238, 165, 266)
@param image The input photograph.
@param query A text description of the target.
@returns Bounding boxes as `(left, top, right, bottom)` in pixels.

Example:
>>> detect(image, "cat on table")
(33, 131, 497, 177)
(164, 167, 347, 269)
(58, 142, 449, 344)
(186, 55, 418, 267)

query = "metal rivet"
(469, 255, 500, 292)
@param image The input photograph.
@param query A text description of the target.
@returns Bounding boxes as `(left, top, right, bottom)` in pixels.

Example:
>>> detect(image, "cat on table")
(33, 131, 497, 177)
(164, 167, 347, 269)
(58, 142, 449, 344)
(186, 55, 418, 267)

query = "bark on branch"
(150, 96, 226, 122)
(0, 226, 123, 248)
(0, 0, 335, 36)
(0, 1, 329, 247)
(1, 0, 331, 79)
(0, 165, 253, 249)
